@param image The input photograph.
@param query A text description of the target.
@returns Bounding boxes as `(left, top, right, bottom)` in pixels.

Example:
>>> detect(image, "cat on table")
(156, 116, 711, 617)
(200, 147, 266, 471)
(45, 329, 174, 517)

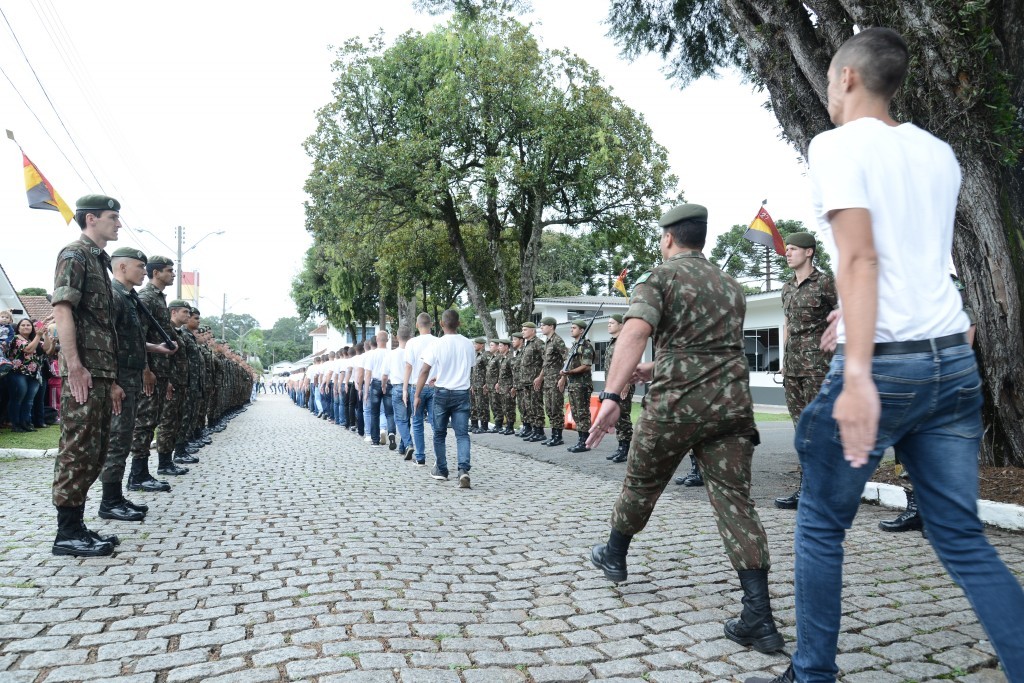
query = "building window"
(744, 327, 780, 372)
(593, 341, 610, 372)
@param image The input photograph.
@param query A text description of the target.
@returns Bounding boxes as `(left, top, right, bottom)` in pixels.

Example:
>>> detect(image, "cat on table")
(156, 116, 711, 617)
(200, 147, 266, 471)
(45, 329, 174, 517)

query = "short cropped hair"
(398, 326, 413, 342)
(416, 312, 432, 328)
(663, 218, 707, 250)
(440, 309, 460, 330)
(833, 27, 909, 99)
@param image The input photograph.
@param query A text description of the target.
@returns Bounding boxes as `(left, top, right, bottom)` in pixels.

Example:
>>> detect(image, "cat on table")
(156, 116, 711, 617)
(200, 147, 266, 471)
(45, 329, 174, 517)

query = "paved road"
(0, 396, 1019, 683)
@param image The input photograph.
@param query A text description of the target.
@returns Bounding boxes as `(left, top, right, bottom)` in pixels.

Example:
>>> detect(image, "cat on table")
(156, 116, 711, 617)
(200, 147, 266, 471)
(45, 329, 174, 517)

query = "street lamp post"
(176, 227, 226, 299)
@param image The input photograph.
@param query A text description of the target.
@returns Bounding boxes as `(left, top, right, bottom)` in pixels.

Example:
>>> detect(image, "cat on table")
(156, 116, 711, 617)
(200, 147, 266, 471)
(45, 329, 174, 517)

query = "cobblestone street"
(1, 396, 1021, 683)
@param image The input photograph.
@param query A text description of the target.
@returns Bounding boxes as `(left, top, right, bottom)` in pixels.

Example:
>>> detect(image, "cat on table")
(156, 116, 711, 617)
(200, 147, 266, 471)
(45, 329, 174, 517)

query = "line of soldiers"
(469, 314, 634, 462)
(50, 194, 255, 558)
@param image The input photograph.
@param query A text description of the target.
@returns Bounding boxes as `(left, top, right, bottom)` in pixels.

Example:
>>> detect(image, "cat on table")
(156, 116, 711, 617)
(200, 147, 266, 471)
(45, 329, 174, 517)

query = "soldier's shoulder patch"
(634, 271, 652, 286)
(60, 249, 86, 264)
(90, 247, 101, 255)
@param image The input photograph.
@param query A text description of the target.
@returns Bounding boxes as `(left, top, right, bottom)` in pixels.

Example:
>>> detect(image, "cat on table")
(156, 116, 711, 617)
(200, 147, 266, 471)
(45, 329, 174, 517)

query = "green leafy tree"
(605, 1, 1024, 466)
(708, 219, 832, 292)
(18, 287, 47, 296)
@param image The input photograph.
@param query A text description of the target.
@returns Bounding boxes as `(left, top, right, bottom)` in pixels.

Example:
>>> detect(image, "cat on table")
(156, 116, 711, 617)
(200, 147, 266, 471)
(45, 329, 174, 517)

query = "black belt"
(836, 332, 968, 357)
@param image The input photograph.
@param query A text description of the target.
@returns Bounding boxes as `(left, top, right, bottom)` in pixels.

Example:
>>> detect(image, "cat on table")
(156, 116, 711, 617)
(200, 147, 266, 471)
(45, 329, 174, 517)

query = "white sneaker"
(364, 436, 372, 444)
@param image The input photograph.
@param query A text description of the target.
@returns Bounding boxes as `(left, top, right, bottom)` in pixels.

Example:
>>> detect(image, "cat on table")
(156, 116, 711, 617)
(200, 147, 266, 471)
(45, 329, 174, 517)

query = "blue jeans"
(369, 380, 395, 444)
(335, 389, 346, 426)
(431, 388, 471, 475)
(391, 384, 412, 451)
(362, 386, 373, 438)
(6, 373, 39, 425)
(792, 344, 1024, 682)
(411, 385, 435, 464)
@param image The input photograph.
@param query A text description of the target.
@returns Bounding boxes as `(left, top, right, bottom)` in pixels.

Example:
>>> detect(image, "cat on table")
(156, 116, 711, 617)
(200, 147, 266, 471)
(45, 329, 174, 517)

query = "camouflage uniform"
(606, 334, 635, 442)
(471, 348, 490, 426)
(781, 268, 837, 424)
(565, 338, 595, 432)
(510, 342, 525, 424)
(542, 332, 567, 428)
(157, 328, 189, 454)
(496, 350, 516, 427)
(51, 235, 117, 507)
(486, 350, 503, 426)
(100, 279, 147, 485)
(176, 327, 204, 445)
(519, 335, 545, 427)
(131, 283, 174, 462)
(612, 251, 770, 572)
(198, 341, 214, 430)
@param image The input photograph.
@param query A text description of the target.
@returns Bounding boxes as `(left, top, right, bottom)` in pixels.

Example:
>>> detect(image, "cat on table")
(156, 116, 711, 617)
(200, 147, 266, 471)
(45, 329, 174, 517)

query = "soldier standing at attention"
(469, 337, 487, 433)
(518, 322, 545, 441)
(495, 339, 516, 434)
(163, 301, 193, 467)
(485, 340, 504, 433)
(559, 318, 595, 452)
(98, 248, 175, 522)
(509, 332, 525, 434)
(588, 203, 784, 655)
(129, 256, 184, 490)
(50, 195, 124, 557)
(172, 304, 204, 463)
(604, 314, 633, 464)
(536, 317, 566, 445)
(775, 231, 837, 510)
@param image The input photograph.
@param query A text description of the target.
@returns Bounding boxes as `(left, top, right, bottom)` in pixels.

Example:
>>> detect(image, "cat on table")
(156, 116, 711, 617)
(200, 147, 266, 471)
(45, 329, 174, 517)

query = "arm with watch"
(587, 317, 653, 449)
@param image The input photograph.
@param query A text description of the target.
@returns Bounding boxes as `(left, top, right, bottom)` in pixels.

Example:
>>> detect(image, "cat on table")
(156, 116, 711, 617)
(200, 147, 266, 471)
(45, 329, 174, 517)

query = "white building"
(490, 293, 785, 406)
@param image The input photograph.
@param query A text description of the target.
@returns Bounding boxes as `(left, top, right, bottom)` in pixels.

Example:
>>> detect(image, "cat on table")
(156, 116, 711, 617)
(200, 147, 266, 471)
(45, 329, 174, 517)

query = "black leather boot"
(157, 452, 188, 476)
(545, 428, 564, 447)
(469, 420, 479, 434)
(79, 504, 120, 547)
(567, 431, 591, 453)
(501, 424, 515, 435)
(173, 444, 198, 465)
(879, 488, 923, 532)
(127, 458, 171, 492)
(52, 506, 114, 557)
(98, 482, 145, 522)
(489, 419, 503, 433)
(724, 568, 785, 653)
(516, 424, 529, 437)
(744, 664, 795, 683)
(527, 427, 546, 443)
(611, 440, 629, 463)
(674, 454, 703, 486)
(774, 475, 801, 510)
(590, 527, 631, 583)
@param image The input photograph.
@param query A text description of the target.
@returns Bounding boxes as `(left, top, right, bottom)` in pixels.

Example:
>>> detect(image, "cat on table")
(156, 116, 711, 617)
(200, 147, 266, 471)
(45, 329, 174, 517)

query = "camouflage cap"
(659, 203, 708, 227)
(497, 338, 511, 345)
(610, 313, 624, 324)
(540, 316, 557, 326)
(785, 232, 817, 249)
(167, 299, 191, 309)
(110, 247, 147, 263)
(473, 337, 486, 344)
(148, 255, 174, 267)
(75, 194, 120, 212)
(511, 332, 524, 339)
(571, 318, 587, 328)
(521, 322, 537, 329)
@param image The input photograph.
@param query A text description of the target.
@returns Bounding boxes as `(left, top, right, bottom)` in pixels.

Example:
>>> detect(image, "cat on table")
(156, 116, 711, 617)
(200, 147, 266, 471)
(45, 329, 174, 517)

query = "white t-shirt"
(405, 333, 438, 384)
(809, 118, 970, 344)
(367, 347, 391, 380)
(382, 347, 405, 383)
(420, 333, 475, 390)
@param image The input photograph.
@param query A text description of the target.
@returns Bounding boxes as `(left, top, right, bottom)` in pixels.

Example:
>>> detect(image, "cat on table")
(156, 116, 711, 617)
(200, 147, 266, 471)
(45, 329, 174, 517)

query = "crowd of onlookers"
(0, 308, 62, 433)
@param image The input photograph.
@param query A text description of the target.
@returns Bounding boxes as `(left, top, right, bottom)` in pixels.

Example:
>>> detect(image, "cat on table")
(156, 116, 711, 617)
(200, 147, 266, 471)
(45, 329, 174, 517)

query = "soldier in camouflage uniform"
(170, 303, 204, 464)
(536, 317, 566, 444)
(518, 322, 545, 441)
(495, 339, 516, 434)
(50, 195, 124, 557)
(184, 308, 212, 451)
(469, 337, 488, 432)
(588, 204, 783, 654)
(509, 333, 525, 433)
(559, 318, 595, 452)
(98, 248, 174, 522)
(485, 340, 504, 432)
(604, 314, 634, 464)
(161, 302, 192, 468)
(775, 231, 837, 510)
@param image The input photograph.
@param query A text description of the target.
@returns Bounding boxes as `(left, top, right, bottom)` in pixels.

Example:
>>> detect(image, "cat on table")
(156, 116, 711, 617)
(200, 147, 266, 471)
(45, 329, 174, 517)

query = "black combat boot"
(527, 427, 547, 443)
(98, 482, 145, 522)
(744, 664, 795, 683)
(489, 419, 503, 433)
(724, 569, 785, 653)
(879, 489, 924, 532)
(544, 428, 564, 447)
(173, 443, 199, 465)
(501, 424, 515, 435)
(469, 420, 479, 434)
(127, 458, 171, 492)
(611, 440, 630, 463)
(52, 506, 114, 557)
(516, 424, 529, 437)
(590, 527, 632, 583)
(774, 474, 801, 510)
(567, 431, 591, 453)
(674, 454, 703, 486)
(77, 504, 120, 547)
(157, 452, 188, 476)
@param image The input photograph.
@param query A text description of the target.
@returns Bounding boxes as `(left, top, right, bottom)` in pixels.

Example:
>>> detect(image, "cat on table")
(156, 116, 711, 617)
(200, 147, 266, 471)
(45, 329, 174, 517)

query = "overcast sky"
(0, 1, 823, 328)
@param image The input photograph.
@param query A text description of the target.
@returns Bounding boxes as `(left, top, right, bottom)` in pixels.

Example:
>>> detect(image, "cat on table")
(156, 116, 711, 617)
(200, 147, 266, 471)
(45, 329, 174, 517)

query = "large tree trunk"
(719, 0, 1024, 466)
(441, 193, 499, 339)
(515, 193, 545, 331)
(396, 291, 417, 333)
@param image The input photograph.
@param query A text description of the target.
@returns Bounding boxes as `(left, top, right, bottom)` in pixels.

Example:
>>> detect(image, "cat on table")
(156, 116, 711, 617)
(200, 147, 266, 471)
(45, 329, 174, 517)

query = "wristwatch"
(598, 391, 622, 403)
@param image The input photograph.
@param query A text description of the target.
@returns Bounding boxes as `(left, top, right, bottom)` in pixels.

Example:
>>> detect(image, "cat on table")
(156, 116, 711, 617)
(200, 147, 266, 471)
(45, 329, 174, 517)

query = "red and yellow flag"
(180, 271, 200, 302)
(21, 152, 73, 224)
(612, 268, 628, 297)
(743, 205, 785, 256)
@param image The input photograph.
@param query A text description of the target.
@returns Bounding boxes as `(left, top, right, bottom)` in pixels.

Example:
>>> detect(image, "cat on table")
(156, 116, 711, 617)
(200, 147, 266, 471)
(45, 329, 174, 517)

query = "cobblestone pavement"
(1, 397, 1021, 683)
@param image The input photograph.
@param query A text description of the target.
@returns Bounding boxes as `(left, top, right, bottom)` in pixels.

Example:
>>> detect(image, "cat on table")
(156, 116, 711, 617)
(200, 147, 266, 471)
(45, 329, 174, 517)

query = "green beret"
(167, 299, 191, 309)
(498, 338, 511, 345)
(511, 332, 523, 339)
(785, 232, 817, 249)
(540, 316, 557, 326)
(473, 337, 486, 344)
(148, 255, 174, 268)
(110, 247, 147, 263)
(658, 203, 708, 227)
(610, 313, 624, 324)
(571, 318, 587, 328)
(521, 322, 537, 329)
(75, 194, 120, 212)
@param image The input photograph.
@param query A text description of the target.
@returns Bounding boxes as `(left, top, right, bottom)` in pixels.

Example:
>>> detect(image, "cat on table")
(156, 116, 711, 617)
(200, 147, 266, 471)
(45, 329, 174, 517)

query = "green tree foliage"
(262, 316, 316, 364)
(708, 219, 832, 291)
(301, 11, 676, 338)
(17, 287, 47, 296)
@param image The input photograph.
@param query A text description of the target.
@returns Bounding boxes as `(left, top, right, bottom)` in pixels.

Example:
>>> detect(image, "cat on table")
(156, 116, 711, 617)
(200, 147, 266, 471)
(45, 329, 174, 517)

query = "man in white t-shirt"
(404, 313, 438, 466)
(746, 28, 1024, 683)
(382, 329, 413, 457)
(415, 309, 475, 488)
(365, 330, 393, 447)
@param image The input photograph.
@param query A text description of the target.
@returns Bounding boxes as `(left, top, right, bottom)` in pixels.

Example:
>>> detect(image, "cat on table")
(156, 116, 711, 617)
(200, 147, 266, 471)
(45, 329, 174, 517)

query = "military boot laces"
(879, 489, 923, 532)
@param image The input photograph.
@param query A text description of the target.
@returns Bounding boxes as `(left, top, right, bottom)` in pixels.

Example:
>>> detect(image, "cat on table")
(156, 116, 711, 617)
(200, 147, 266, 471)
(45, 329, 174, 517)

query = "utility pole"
(176, 226, 184, 299)
(221, 292, 227, 339)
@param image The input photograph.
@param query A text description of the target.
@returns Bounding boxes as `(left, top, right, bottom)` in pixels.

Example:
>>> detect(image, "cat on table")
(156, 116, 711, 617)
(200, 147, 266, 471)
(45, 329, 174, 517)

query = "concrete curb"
(863, 481, 1024, 532)
(0, 448, 55, 459)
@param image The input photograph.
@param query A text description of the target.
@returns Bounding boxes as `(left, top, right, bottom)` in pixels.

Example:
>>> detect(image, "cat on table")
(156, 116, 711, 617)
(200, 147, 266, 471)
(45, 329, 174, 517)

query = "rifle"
(127, 290, 176, 350)
(561, 302, 604, 374)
